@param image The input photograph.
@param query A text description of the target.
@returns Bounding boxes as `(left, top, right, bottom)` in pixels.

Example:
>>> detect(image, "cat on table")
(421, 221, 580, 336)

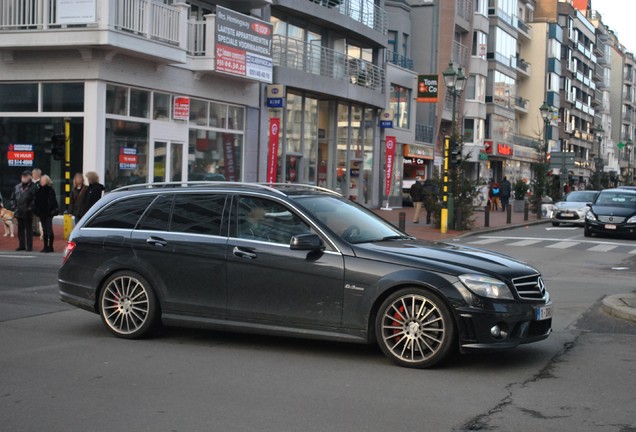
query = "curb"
(453, 219, 550, 239)
(601, 293, 636, 323)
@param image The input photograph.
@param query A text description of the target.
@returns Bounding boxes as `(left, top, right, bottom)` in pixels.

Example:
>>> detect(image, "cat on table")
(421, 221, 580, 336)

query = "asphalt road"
(1, 225, 635, 431)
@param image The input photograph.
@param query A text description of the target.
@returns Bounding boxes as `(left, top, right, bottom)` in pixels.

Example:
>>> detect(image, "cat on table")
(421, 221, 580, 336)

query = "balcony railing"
(310, 0, 387, 34)
(116, 0, 180, 45)
(517, 58, 531, 75)
(511, 133, 539, 149)
(514, 96, 529, 112)
(415, 123, 434, 143)
(385, 50, 414, 70)
(517, 18, 530, 36)
(456, 0, 473, 21)
(273, 35, 384, 92)
(0, 0, 56, 29)
(452, 40, 469, 67)
(187, 19, 206, 56)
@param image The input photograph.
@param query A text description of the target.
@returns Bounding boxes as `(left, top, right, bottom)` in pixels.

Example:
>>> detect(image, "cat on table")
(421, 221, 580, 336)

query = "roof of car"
(110, 182, 341, 197)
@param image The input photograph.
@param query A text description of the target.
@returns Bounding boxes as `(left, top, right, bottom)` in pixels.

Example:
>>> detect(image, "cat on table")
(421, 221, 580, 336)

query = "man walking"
(500, 176, 512, 212)
(9, 170, 37, 251)
(410, 176, 424, 224)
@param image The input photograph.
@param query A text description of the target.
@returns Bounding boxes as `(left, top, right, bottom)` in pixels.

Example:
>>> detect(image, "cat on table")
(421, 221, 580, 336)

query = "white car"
(551, 190, 599, 226)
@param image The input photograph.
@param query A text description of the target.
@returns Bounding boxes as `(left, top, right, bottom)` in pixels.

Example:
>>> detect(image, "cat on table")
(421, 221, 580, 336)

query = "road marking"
(0, 254, 36, 259)
(469, 235, 632, 247)
(506, 239, 543, 247)
(587, 244, 618, 252)
(545, 227, 579, 231)
(629, 249, 636, 254)
(546, 241, 580, 249)
(467, 238, 504, 245)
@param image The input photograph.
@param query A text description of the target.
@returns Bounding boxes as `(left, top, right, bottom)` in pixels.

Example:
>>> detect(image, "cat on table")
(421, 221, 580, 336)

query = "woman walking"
(85, 171, 105, 213)
(69, 173, 88, 221)
(34, 175, 59, 253)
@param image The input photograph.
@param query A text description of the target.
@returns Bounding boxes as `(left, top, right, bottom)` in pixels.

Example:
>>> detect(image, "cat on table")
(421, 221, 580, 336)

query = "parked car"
(59, 182, 552, 368)
(551, 190, 599, 226)
(585, 188, 636, 238)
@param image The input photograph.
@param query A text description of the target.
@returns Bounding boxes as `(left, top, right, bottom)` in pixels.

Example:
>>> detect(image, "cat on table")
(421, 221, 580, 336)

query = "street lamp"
(627, 138, 634, 185)
(539, 102, 558, 205)
(441, 63, 466, 231)
(594, 124, 604, 189)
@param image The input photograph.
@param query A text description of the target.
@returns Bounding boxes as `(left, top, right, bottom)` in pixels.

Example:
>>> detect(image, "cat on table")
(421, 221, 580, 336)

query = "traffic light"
(450, 148, 461, 166)
(49, 134, 66, 160)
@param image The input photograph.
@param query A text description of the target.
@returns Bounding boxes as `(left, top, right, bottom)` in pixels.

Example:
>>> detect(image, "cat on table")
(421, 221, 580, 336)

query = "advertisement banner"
(215, 6, 273, 83)
(223, 128, 237, 182)
(56, 0, 96, 24)
(8, 144, 34, 167)
(173, 96, 190, 120)
(385, 136, 396, 197)
(416, 75, 439, 103)
(267, 118, 280, 183)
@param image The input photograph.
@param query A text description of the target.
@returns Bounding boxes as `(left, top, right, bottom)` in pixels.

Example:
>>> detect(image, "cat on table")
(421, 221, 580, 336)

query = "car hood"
(590, 205, 636, 217)
(555, 201, 587, 210)
(353, 239, 537, 280)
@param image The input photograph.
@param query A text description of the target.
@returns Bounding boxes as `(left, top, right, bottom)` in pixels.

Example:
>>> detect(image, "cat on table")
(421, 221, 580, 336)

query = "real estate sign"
(56, 0, 96, 24)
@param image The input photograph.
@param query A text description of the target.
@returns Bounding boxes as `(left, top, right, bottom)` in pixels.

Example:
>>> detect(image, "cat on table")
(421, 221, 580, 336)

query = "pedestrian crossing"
(463, 236, 636, 254)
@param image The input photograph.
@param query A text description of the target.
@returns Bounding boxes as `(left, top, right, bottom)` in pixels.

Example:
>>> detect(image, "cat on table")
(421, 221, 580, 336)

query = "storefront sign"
(223, 133, 237, 182)
(497, 143, 513, 156)
(56, 0, 96, 24)
(119, 147, 138, 170)
(403, 157, 426, 165)
(215, 6, 273, 83)
(385, 136, 396, 197)
(380, 110, 393, 129)
(266, 84, 284, 108)
(173, 96, 190, 120)
(416, 75, 439, 103)
(484, 140, 493, 154)
(404, 144, 434, 159)
(267, 118, 280, 183)
(8, 144, 34, 167)
(479, 152, 489, 161)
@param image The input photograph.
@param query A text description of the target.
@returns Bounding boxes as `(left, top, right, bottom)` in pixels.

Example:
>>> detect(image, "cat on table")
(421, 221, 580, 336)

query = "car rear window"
(85, 195, 155, 229)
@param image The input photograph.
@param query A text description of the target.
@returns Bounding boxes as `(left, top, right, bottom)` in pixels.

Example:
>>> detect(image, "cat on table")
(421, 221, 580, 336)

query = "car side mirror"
(290, 233, 324, 251)
(585, 202, 592, 207)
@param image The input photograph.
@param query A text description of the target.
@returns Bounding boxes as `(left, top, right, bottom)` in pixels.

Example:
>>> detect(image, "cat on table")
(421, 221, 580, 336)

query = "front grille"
(512, 274, 547, 300)
(598, 215, 626, 223)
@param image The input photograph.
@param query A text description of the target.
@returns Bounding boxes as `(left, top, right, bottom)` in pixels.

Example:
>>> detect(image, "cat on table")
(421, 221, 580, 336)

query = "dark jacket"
(69, 185, 88, 220)
(500, 179, 512, 198)
(10, 181, 36, 218)
(34, 185, 59, 219)
(86, 183, 105, 211)
(409, 180, 424, 202)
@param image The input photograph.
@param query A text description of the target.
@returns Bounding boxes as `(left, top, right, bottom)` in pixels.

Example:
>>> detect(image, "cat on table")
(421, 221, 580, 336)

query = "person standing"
(422, 179, 435, 225)
(34, 175, 59, 253)
(409, 176, 424, 224)
(31, 168, 42, 237)
(489, 181, 501, 211)
(85, 171, 106, 212)
(500, 176, 511, 212)
(9, 170, 37, 251)
(69, 173, 88, 221)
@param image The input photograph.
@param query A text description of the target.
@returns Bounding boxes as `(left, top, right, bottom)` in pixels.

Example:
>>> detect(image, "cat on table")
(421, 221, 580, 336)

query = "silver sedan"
(552, 190, 599, 226)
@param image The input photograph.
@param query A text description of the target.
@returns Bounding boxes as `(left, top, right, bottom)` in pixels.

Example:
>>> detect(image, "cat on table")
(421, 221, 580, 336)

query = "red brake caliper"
(391, 305, 406, 341)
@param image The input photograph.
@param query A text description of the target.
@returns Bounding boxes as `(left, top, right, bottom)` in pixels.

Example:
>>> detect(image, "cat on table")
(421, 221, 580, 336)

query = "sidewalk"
(0, 222, 67, 253)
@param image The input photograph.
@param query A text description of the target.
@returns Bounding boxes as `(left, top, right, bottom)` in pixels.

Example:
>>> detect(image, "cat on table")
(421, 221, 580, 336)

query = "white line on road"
(0, 254, 36, 259)
(545, 227, 579, 231)
(586, 244, 618, 252)
(506, 240, 543, 247)
(470, 235, 633, 247)
(467, 238, 504, 245)
(629, 249, 636, 254)
(546, 241, 580, 249)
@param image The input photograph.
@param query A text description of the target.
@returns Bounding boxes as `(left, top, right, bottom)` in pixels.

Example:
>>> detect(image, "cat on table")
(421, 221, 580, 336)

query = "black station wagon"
(59, 183, 552, 368)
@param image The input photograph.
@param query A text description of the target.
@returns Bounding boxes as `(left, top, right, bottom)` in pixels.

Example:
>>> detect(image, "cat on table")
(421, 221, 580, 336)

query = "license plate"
(605, 224, 617, 230)
(562, 212, 574, 217)
(536, 305, 552, 321)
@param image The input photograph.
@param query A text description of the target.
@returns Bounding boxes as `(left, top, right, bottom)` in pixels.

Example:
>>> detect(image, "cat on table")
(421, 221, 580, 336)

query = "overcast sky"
(592, 0, 636, 53)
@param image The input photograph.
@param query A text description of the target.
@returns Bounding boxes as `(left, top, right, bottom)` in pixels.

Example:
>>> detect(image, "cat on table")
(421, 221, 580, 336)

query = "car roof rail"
(111, 181, 286, 196)
(260, 183, 342, 196)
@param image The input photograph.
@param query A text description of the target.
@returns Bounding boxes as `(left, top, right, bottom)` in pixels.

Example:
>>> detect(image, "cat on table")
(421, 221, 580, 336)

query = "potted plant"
(513, 179, 529, 212)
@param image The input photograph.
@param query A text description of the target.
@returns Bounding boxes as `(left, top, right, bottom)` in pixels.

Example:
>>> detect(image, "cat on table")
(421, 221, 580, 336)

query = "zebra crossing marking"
(467, 238, 505, 245)
(586, 244, 619, 252)
(547, 241, 580, 249)
(506, 239, 542, 247)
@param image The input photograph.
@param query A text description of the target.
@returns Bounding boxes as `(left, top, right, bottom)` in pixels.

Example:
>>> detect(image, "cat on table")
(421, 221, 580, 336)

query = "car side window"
(235, 196, 310, 245)
(85, 195, 155, 229)
(136, 194, 173, 231)
(170, 194, 227, 236)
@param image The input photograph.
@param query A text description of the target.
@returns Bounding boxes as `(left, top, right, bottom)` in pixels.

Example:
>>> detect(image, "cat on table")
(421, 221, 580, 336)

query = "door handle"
(146, 236, 168, 247)
(233, 246, 257, 260)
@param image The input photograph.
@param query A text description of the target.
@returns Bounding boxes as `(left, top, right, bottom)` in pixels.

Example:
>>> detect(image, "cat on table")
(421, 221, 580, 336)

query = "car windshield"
(292, 195, 410, 244)
(565, 191, 596, 203)
(594, 191, 636, 208)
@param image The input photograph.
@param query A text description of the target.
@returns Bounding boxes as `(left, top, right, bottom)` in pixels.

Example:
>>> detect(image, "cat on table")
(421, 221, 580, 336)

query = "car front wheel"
(99, 271, 159, 339)
(376, 288, 456, 368)
(551, 221, 560, 227)
(584, 225, 592, 237)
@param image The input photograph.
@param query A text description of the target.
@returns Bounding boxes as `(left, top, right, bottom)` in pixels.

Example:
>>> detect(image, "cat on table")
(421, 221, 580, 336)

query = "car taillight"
(62, 241, 76, 264)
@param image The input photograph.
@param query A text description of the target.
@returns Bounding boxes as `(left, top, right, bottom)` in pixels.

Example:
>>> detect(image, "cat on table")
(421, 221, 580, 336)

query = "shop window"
(104, 119, 149, 190)
(106, 85, 128, 116)
(209, 102, 227, 128)
(42, 83, 84, 112)
(0, 83, 38, 112)
(130, 88, 150, 118)
(227, 105, 244, 130)
(188, 129, 243, 182)
(190, 99, 208, 126)
(390, 84, 411, 129)
(153, 93, 171, 120)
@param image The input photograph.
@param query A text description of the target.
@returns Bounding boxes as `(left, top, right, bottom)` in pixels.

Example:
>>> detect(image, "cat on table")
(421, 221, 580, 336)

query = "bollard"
(484, 204, 490, 228)
(524, 201, 529, 221)
(506, 204, 512, 224)
(398, 211, 406, 232)
(63, 212, 73, 240)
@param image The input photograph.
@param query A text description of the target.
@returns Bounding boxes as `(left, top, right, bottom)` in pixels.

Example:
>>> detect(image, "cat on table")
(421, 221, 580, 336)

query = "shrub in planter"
(513, 179, 529, 212)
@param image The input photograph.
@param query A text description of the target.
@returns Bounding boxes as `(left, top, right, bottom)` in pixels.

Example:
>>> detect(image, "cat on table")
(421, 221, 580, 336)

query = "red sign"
(497, 143, 513, 156)
(7, 143, 34, 167)
(385, 136, 396, 197)
(173, 96, 190, 120)
(223, 119, 237, 182)
(484, 140, 493, 154)
(216, 45, 247, 76)
(267, 118, 280, 183)
(119, 147, 138, 170)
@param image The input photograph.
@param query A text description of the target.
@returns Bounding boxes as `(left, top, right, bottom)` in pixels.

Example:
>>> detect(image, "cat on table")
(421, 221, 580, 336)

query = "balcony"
(514, 96, 529, 113)
(0, 0, 188, 63)
(517, 18, 531, 39)
(516, 58, 531, 77)
(415, 124, 434, 144)
(272, 34, 384, 93)
(385, 50, 414, 71)
(511, 133, 539, 149)
(452, 40, 469, 67)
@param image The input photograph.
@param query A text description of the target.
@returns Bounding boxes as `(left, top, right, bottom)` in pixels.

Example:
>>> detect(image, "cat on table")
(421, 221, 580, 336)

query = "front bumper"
(455, 300, 552, 352)
(553, 210, 585, 224)
(586, 220, 636, 236)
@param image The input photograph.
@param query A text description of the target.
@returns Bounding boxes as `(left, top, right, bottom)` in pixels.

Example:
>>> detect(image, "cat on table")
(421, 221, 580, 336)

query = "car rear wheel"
(551, 221, 560, 227)
(375, 288, 456, 368)
(99, 271, 159, 339)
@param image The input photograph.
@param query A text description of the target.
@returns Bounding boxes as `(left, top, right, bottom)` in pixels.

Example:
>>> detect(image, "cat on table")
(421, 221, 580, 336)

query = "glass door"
(151, 140, 185, 183)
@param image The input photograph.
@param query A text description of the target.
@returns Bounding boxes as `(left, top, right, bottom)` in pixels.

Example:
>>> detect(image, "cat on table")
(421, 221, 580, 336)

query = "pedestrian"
(409, 176, 424, 224)
(85, 171, 105, 213)
(9, 170, 37, 251)
(31, 168, 42, 237)
(489, 182, 501, 211)
(422, 179, 435, 224)
(69, 173, 88, 221)
(500, 176, 511, 212)
(33, 175, 59, 253)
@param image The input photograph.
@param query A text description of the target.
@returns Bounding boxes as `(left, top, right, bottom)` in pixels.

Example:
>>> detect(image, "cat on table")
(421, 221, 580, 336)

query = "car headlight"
(458, 275, 514, 300)
(577, 207, 587, 214)
(627, 215, 636, 223)
(585, 211, 596, 221)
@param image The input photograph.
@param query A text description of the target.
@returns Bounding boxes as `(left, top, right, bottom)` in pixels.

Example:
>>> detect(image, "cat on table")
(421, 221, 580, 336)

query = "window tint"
(137, 194, 173, 231)
(171, 194, 226, 236)
(235, 197, 310, 244)
(86, 195, 155, 229)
